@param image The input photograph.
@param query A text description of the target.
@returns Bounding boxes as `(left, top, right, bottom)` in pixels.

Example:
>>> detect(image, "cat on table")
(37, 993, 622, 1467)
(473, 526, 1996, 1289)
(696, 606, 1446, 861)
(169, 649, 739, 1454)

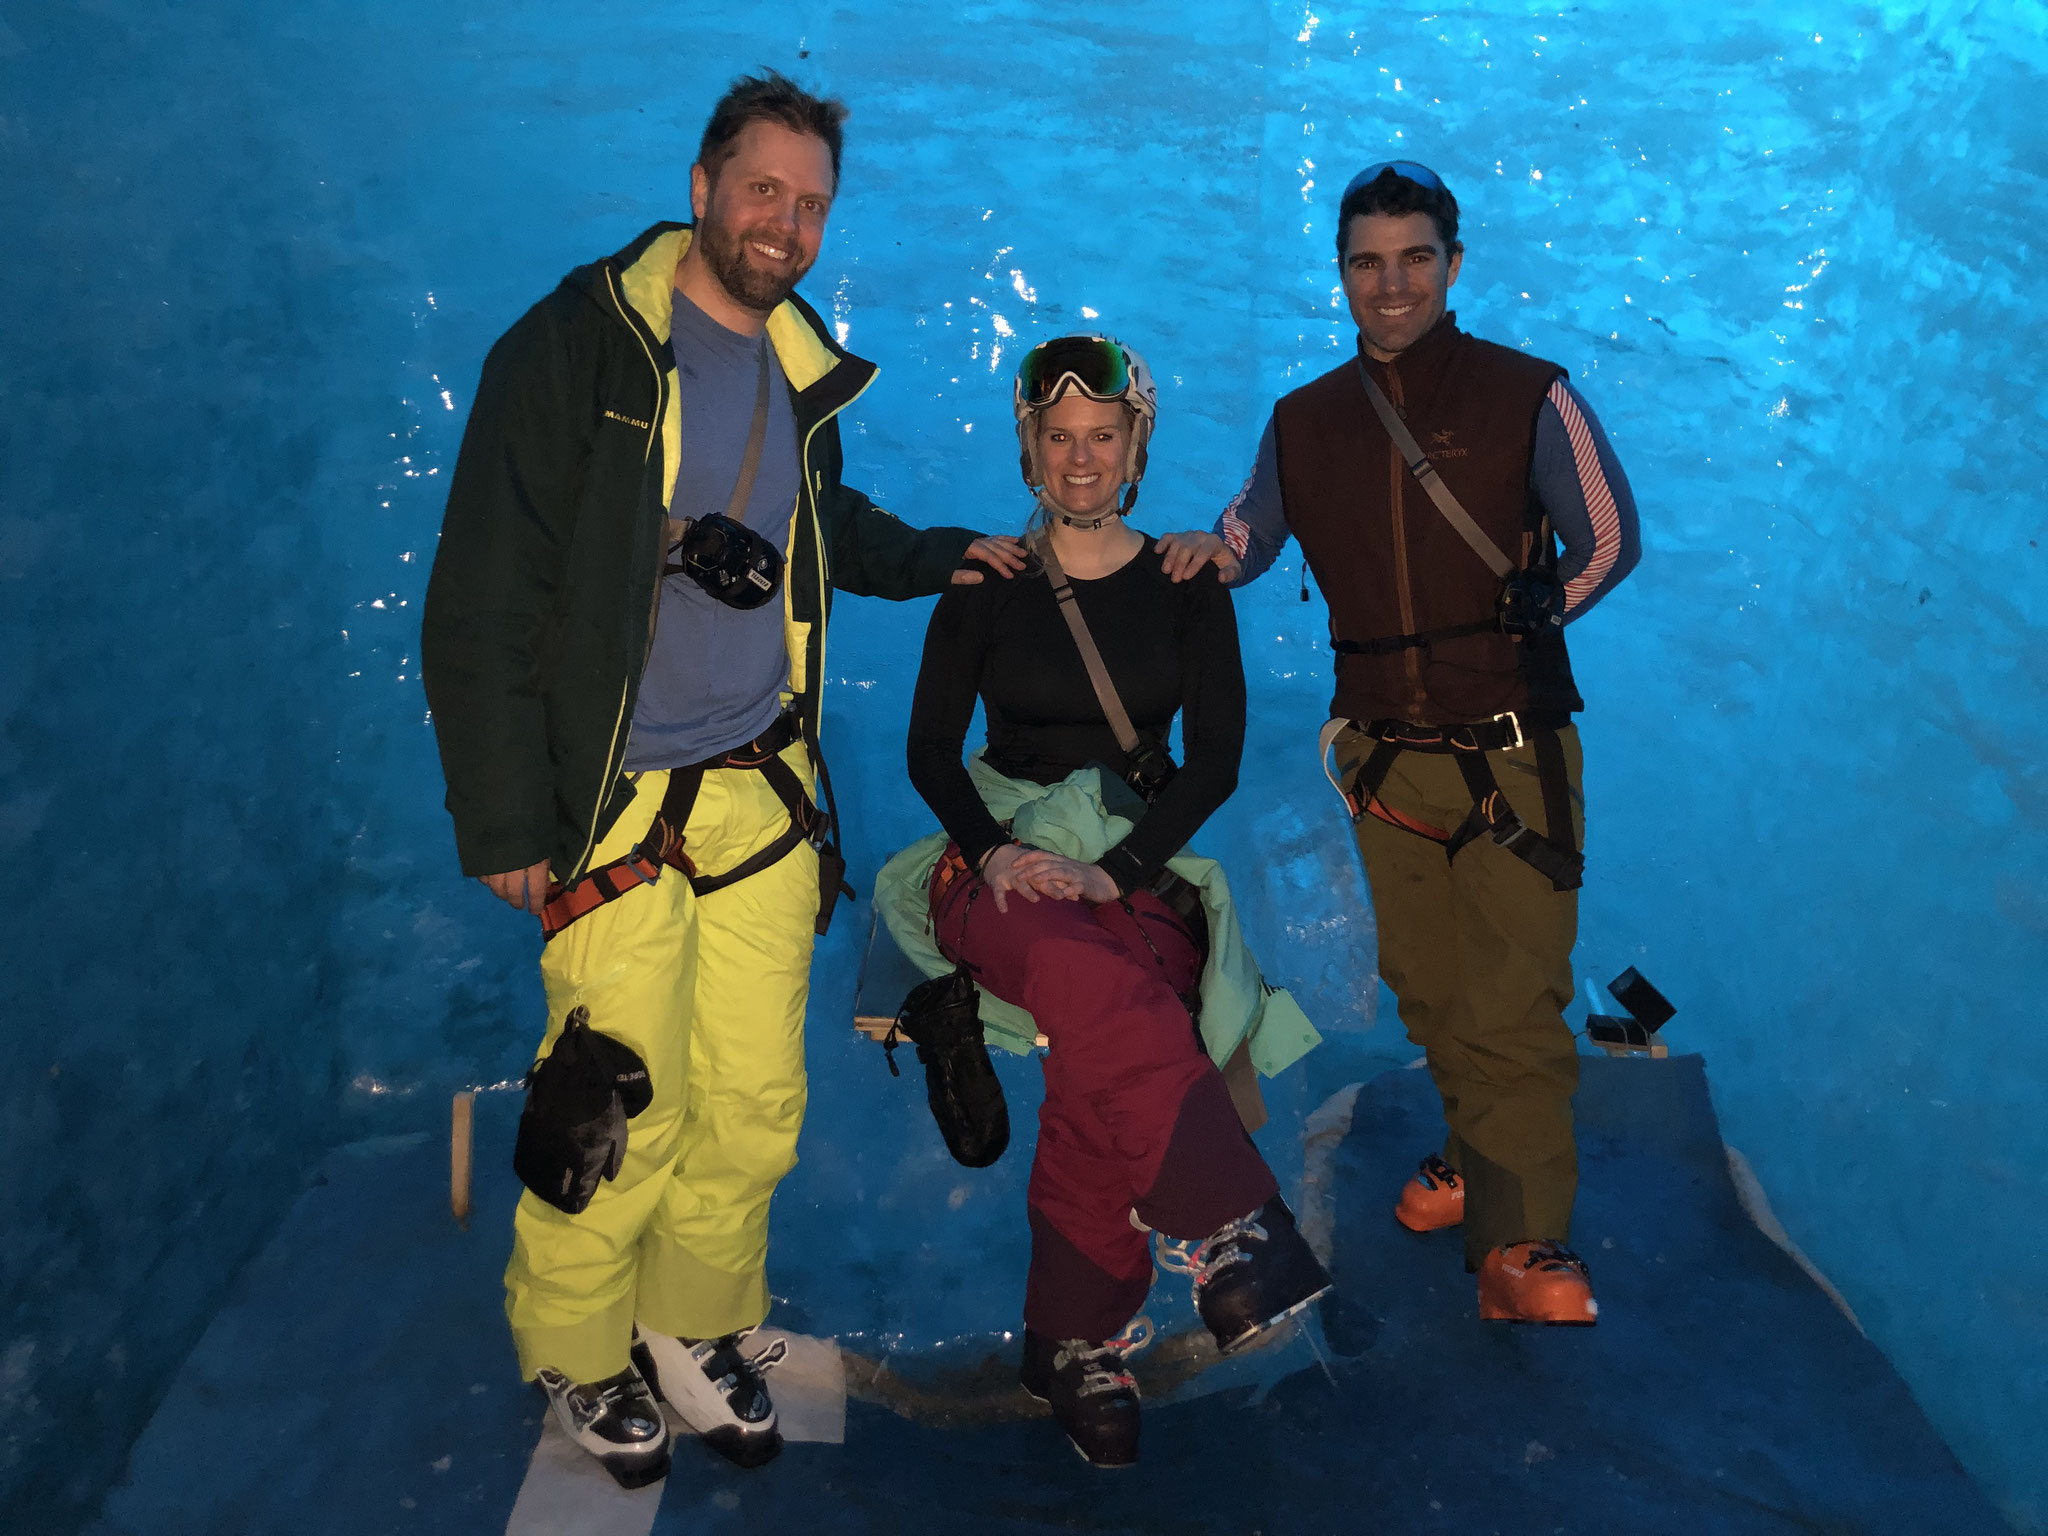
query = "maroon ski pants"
(930, 851, 1278, 1344)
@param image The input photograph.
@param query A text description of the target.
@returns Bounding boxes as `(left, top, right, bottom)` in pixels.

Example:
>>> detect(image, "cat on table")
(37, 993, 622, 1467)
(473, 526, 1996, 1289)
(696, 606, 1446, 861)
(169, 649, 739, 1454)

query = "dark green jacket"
(423, 222, 976, 880)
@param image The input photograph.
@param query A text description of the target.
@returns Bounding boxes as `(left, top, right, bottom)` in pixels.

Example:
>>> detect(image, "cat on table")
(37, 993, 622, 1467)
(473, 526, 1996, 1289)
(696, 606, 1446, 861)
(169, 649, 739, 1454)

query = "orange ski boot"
(1393, 1155, 1466, 1233)
(1477, 1241, 1598, 1325)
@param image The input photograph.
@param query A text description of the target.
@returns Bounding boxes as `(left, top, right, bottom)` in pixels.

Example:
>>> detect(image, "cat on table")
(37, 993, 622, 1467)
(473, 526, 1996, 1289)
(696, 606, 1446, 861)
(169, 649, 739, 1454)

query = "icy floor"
(2, 0, 2044, 1530)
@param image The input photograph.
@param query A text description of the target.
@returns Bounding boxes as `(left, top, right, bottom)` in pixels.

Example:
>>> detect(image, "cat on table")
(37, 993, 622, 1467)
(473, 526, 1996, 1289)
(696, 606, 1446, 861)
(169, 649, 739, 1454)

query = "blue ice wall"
(2, 1, 2043, 1531)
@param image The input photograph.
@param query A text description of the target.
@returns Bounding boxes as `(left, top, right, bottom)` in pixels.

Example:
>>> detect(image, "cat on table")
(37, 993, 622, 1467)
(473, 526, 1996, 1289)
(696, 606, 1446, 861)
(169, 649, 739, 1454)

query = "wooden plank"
(851, 908, 1047, 1048)
(851, 906, 932, 1028)
(449, 1091, 474, 1228)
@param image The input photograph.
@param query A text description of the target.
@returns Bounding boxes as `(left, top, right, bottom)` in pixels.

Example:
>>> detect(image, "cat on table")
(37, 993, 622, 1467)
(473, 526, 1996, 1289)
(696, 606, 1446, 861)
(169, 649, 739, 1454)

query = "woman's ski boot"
(1019, 1327, 1143, 1468)
(1161, 1195, 1333, 1353)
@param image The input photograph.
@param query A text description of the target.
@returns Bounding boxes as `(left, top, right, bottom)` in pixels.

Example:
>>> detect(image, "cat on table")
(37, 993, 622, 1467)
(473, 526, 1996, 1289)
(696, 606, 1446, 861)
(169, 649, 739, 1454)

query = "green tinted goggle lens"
(1019, 337, 1129, 406)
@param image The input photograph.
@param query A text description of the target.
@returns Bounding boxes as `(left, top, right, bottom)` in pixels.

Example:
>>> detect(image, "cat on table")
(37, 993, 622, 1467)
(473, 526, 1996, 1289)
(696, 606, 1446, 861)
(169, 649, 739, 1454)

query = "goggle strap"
(1027, 370, 1131, 408)
(1019, 337, 1129, 407)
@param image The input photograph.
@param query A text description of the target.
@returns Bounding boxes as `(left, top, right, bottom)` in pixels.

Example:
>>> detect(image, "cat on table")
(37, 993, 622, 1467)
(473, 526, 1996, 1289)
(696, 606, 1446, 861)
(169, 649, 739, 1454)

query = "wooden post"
(450, 1090, 475, 1228)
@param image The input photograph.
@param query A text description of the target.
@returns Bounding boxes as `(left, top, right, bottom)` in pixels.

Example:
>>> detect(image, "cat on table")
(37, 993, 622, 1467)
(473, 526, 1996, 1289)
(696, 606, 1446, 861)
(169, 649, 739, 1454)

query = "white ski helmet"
(1012, 333, 1158, 499)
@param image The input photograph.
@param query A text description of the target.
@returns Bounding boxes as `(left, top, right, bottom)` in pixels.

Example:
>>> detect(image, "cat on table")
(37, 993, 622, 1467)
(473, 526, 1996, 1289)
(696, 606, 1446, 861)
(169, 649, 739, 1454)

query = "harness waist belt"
(1354, 711, 1574, 755)
(541, 713, 824, 941)
(1320, 714, 1584, 893)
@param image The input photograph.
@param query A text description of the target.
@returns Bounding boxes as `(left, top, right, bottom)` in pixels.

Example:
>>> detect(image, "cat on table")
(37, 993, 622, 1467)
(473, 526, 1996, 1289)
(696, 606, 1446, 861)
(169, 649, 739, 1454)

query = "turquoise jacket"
(873, 755, 1322, 1074)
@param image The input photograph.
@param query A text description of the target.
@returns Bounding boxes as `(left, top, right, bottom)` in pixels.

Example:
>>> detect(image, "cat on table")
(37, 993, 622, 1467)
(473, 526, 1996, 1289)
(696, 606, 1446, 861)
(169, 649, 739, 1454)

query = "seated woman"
(885, 335, 1330, 1468)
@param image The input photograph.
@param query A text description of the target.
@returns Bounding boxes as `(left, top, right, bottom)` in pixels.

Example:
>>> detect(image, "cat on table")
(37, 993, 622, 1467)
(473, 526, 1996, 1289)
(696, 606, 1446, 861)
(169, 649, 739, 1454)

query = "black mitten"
(888, 970, 1009, 1168)
(512, 1006, 654, 1214)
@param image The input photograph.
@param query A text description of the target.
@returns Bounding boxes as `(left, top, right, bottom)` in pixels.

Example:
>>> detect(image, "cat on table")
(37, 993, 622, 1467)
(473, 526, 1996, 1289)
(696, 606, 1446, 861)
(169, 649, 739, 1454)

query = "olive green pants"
(1336, 724, 1583, 1268)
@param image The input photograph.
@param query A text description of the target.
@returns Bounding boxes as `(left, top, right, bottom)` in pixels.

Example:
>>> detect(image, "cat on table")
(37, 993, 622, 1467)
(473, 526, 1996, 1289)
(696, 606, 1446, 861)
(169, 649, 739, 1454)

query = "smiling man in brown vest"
(1159, 161, 1639, 1322)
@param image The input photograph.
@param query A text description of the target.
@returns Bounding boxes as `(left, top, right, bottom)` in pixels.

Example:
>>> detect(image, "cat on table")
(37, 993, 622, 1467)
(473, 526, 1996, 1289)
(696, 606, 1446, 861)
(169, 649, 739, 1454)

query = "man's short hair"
(697, 71, 850, 185)
(1336, 168, 1461, 259)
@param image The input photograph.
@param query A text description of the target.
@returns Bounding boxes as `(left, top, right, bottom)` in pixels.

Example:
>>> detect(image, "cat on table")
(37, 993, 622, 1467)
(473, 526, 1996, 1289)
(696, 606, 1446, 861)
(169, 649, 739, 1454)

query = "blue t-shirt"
(623, 291, 801, 770)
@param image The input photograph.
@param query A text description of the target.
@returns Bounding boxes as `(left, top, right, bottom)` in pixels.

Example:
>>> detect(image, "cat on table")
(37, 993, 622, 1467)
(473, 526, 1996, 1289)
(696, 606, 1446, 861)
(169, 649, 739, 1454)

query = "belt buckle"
(1489, 710, 1525, 750)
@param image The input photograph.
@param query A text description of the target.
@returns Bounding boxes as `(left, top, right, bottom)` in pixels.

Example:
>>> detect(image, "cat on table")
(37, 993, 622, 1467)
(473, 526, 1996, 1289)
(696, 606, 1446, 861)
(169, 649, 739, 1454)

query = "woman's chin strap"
(1038, 485, 1141, 531)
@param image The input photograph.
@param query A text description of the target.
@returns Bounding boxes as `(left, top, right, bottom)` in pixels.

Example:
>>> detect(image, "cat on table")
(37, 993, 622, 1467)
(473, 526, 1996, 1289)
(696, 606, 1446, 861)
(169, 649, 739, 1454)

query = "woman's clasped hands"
(978, 843, 1119, 912)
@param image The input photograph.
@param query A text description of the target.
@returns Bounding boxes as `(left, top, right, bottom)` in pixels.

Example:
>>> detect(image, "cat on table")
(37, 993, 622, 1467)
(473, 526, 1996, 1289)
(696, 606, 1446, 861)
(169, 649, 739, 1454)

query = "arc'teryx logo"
(603, 408, 652, 430)
(1428, 428, 1469, 459)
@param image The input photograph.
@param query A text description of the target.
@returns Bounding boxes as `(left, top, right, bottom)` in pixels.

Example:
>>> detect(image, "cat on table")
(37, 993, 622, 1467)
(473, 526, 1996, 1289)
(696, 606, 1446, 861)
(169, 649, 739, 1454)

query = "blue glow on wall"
(1, 1, 2042, 1530)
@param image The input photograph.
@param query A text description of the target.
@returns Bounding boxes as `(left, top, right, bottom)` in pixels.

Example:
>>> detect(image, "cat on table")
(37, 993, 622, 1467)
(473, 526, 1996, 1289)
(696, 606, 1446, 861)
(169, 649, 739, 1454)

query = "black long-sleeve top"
(906, 542, 1246, 895)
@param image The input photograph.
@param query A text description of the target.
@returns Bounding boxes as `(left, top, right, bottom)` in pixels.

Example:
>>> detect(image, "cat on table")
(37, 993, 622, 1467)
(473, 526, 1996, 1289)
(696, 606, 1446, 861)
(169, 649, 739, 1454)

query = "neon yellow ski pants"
(505, 741, 818, 1384)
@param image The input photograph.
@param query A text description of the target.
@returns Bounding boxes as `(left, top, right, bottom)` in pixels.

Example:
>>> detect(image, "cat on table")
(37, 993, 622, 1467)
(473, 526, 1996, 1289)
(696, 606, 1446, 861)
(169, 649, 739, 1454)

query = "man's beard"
(697, 212, 810, 315)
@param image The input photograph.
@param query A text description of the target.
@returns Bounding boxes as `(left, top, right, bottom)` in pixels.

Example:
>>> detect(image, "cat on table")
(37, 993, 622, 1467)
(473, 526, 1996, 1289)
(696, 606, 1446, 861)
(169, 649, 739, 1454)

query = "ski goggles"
(1016, 335, 1130, 408)
(1341, 160, 1447, 199)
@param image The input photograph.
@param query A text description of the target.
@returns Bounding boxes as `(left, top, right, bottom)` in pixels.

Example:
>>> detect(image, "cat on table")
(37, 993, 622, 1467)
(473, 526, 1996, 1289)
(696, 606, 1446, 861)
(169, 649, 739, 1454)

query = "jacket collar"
(1356, 309, 1463, 382)
(601, 221, 877, 417)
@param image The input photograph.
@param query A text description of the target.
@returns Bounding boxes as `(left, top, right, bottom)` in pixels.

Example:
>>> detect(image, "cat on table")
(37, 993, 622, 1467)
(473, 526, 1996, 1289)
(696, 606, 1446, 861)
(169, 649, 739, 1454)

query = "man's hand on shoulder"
(950, 534, 1028, 584)
(1155, 530, 1241, 584)
(480, 859, 553, 916)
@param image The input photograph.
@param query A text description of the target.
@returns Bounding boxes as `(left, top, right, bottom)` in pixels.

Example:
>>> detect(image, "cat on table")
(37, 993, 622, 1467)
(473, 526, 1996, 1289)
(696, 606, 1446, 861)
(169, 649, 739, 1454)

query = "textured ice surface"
(1, 0, 2044, 1531)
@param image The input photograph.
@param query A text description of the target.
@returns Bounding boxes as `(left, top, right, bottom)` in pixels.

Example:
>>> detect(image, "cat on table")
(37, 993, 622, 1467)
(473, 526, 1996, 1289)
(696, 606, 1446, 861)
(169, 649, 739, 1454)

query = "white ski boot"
(533, 1362, 671, 1489)
(632, 1324, 787, 1468)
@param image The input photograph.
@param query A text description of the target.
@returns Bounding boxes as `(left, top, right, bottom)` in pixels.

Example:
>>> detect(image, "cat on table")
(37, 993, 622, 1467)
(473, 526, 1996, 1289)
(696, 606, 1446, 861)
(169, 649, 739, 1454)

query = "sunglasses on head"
(1341, 160, 1447, 199)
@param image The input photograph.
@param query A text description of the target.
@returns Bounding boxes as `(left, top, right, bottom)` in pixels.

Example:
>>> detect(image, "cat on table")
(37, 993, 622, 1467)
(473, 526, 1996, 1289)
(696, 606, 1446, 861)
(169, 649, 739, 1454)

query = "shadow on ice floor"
(89, 1057, 2004, 1535)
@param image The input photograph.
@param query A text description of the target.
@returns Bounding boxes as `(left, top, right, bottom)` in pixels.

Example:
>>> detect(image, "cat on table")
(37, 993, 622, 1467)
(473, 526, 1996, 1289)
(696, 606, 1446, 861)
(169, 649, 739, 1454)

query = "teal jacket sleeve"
(421, 297, 586, 878)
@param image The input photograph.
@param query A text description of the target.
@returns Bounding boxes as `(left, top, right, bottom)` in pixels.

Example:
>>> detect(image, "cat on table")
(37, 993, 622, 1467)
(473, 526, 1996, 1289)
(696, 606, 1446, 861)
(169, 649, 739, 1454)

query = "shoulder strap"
(1355, 359, 1514, 579)
(722, 344, 773, 523)
(1038, 543, 1142, 757)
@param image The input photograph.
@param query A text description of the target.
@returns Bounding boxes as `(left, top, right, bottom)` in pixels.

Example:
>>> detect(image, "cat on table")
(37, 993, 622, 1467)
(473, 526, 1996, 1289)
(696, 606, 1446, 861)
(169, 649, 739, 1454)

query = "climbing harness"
(540, 710, 853, 940)
(1313, 359, 1582, 890)
(1316, 713, 1583, 893)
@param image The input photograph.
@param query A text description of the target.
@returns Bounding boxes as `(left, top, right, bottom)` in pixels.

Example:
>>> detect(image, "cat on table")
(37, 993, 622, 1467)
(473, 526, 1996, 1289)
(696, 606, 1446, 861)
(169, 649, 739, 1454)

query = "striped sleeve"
(1531, 379, 1640, 619)
(1212, 415, 1291, 587)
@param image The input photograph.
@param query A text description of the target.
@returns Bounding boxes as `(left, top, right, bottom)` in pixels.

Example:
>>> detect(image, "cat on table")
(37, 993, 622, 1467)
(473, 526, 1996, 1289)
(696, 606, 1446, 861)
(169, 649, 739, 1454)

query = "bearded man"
(423, 72, 1021, 1487)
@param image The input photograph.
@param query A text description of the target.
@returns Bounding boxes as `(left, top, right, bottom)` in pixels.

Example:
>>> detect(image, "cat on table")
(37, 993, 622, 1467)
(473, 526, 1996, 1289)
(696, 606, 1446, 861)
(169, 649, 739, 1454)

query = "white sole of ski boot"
(1215, 1280, 1335, 1356)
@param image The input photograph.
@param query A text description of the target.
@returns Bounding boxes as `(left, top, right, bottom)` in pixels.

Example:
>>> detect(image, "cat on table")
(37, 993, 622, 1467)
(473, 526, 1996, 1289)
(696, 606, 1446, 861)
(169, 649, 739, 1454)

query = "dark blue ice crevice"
(1, 0, 2044, 1531)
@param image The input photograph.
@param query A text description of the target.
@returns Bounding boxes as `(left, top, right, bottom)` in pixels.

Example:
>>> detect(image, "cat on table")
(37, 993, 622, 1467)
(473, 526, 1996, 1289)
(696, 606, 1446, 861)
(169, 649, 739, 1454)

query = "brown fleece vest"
(1273, 315, 1583, 726)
